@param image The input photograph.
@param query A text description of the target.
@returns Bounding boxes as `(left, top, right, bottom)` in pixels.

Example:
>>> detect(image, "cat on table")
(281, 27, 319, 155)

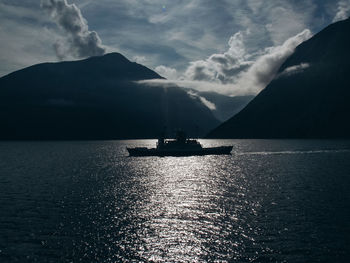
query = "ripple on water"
(0, 140, 350, 262)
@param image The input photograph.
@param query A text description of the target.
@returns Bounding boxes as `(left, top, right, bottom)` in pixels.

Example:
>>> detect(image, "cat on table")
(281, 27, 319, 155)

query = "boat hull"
(127, 146, 233, 157)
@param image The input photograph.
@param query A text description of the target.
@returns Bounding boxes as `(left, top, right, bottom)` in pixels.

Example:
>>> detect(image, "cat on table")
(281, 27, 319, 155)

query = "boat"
(127, 131, 233, 157)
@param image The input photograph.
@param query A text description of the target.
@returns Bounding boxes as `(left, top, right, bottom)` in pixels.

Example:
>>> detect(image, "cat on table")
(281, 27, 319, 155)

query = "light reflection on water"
(0, 140, 350, 262)
(129, 156, 242, 262)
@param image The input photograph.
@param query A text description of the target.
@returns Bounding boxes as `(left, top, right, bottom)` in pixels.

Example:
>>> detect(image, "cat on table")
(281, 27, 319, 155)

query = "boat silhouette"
(127, 131, 233, 157)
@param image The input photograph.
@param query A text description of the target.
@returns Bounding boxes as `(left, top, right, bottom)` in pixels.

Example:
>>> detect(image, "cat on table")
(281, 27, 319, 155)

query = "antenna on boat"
(157, 125, 167, 149)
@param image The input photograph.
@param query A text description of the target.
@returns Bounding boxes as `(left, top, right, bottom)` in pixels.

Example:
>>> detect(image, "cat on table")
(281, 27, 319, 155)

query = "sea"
(0, 139, 349, 263)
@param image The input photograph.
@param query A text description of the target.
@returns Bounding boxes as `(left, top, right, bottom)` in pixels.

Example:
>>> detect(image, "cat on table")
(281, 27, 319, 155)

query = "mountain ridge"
(0, 52, 220, 140)
(207, 18, 350, 139)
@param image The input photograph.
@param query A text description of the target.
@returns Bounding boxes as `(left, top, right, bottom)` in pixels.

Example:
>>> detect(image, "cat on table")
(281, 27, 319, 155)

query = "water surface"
(0, 140, 349, 262)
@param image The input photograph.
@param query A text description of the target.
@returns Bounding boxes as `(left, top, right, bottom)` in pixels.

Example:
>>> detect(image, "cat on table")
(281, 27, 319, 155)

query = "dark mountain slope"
(0, 53, 219, 139)
(196, 92, 254, 121)
(207, 18, 350, 138)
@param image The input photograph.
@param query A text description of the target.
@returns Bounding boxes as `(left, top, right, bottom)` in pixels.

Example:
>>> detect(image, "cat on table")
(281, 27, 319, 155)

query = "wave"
(238, 149, 350, 156)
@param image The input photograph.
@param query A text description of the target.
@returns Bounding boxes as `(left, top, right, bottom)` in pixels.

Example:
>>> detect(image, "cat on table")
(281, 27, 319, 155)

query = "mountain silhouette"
(195, 92, 254, 122)
(0, 53, 219, 139)
(207, 18, 350, 138)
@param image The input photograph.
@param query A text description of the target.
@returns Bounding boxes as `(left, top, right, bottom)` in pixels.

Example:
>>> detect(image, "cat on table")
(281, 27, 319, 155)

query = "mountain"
(0, 53, 219, 140)
(207, 18, 350, 139)
(195, 92, 254, 122)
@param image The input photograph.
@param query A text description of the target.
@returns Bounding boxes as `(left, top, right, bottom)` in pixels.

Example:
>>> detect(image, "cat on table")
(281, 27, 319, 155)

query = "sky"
(1, 0, 349, 96)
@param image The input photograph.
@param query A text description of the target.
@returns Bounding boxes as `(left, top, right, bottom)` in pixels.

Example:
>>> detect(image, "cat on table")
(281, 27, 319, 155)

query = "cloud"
(278, 63, 310, 78)
(235, 29, 312, 93)
(137, 78, 218, 110)
(155, 65, 179, 80)
(333, 0, 350, 22)
(138, 79, 256, 97)
(41, 0, 106, 60)
(79, 0, 315, 74)
(0, 2, 58, 77)
(149, 29, 312, 96)
(262, 4, 312, 45)
(0, 0, 336, 79)
(133, 55, 147, 64)
(187, 91, 216, 111)
(183, 31, 253, 84)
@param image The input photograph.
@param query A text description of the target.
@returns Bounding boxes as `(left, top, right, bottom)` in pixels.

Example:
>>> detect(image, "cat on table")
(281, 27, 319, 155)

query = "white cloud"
(199, 96, 216, 111)
(41, 0, 106, 60)
(263, 5, 310, 45)
(155, 65, 179, 80)
(0, 0, 335, 79)
(187, 91, 216, 110)
(246, 0, 263, 15)
(333, 0, 350, 22)
(138, 79, 257, 97)
(235, 29, 312, 93)
(148, 29, 312, 96)
(278, 63, 310, 78)
(184, 31, 253, 84)
(133, 55, 147, 64)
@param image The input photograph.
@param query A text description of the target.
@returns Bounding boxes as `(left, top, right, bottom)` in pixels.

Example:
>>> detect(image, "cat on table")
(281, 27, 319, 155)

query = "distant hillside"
(195, 92, 254, 121)
(0, 53, 220, 139)
(208, 18, 350, 138)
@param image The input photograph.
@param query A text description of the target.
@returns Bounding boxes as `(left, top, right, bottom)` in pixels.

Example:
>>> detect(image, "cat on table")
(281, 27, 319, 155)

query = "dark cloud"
(119, 42, 187, 70)
(0, 0, 344, 78)
(41, 0, 106, 60)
